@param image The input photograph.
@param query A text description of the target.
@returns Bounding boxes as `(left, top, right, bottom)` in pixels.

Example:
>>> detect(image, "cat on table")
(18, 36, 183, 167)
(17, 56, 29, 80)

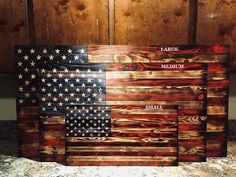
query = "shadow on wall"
(0, 74, 16, 120)
(0, 74, 16, 98)
(230, 74, 236, 96)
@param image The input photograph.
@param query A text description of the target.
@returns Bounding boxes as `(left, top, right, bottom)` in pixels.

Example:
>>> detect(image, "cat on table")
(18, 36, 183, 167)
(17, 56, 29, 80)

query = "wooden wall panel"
(114, 0, 190, 45)
(197, 0, 236, 70)
(33, 0, 108, 44)
(0, 0, 30, 72)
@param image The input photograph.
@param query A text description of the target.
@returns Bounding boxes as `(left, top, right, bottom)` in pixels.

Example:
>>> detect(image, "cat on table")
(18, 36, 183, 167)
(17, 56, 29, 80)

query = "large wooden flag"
(15, 45, 229, 162)
(65, 104, 178, 166)
(88, 45, 229, 157)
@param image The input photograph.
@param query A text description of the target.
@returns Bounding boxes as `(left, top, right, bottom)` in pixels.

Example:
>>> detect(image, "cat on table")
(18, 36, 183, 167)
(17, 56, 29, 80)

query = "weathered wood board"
(0, 0, 30, 72)
(33, 0, 108, 44)
(114, 0, 190, 45)
(197, 0, 236, 71)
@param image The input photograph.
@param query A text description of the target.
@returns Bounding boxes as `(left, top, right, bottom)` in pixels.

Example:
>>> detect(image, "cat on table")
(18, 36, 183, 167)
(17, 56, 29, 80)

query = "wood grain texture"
(88, 45, 229, 158)
(40, 115, 65, 163)
(17, 107, 39, 159)
(197, 0, 236, 70)
(33, 0, 108, 44)
(0, 0, 30, 72)
(114, 0, 190, 45)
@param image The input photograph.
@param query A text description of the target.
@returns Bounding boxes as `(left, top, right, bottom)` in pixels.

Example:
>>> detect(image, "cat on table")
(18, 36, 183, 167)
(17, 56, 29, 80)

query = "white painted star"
(17, 49, 22, 54)
(74, 55, 79, 60)
(53, 68, 57, 73)
(76, 78, 80, 82)
(30, 48, 35, 54)
(41, 97, 46, 102)
(82, 83, 86, 87)
(70, 83, 74, 87)
(59, 93, 63, 97)
(31, 74, 36, 79)
(36, 55, 41, 60)
(65, 97, 69, 102)
(31, 87, 36, 91)
(49, 55, 54, 60)
(19, 99, 23, 104)
(41, 88, 46, 92)
(64, 68, 69, 72)
(53, 97, 57, 101)
(17, 87, 23, 94)
(93, 83, 97, 87)
(87, 78, 92, 83)
(58, 83, 63, 87)
(59, 102, 63, 106)
(25, 93, 30, 98)
(53, 78, 57, 83)
(18, 62, 23, 67)
(18, 74, 23, 79)
(82, 93, 86, 97)
(76, 88, 80, 92)
(92, 93, 97, 97)
(24, 67, 29, 72)
(25, 80, 30, 85)
(80, 49, 85, 54)
(41, 68, 46, 73)
(62, 55, 66, 60)
(47, 73, 52, 78)
(41, 78, 46, 82)
(55, 49, 60, 54)
(30, 61, 35, 66)
(47, 102, 52, 106)
(64, 78, 69, 82)
(43, 48, 47, 54)
(70, 93, 75, 97)
(53, 88, 57, 92)
(58, 73, 63, 78)
(64, 88, 69, 92)
(23, 55, 29, 60)
(68, 49, 72, 53)
(42, 107, 46, 111)
(47, 93, 52, 97)
(76, 69, 80, 73)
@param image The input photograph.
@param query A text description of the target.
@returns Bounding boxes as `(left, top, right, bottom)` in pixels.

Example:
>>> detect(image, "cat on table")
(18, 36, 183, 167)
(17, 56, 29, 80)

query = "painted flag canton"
(39, 64, 106, 114)
(65, 105, 111, 137)
(15, 45, 88, 107)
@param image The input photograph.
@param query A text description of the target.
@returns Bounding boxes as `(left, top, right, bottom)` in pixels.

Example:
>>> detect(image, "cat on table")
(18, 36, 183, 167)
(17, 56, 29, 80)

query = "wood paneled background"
(0, 0, 236, 72)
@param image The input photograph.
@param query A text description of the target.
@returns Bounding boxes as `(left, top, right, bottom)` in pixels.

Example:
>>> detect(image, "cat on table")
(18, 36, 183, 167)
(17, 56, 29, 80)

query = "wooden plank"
(197, 0, 236, 70)
(114, 0, 190, 45)
(33, 0, 108, 44)
(0, 0, 30, 72)
(40, 115, 65, 163)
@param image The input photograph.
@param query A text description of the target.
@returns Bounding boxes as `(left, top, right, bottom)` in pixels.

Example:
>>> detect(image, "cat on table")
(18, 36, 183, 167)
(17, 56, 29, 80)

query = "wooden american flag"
(38, 59, 207, 164)
(15, 45, 229, 165)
